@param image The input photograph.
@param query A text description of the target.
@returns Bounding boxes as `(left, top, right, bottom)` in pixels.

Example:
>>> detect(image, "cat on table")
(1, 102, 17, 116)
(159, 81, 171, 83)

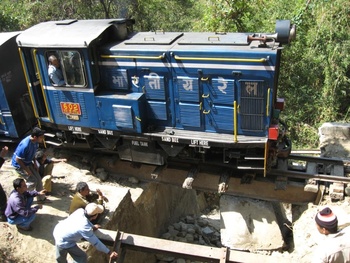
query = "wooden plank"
(96, 229, 293, 263)
(107, 159, 317, 204)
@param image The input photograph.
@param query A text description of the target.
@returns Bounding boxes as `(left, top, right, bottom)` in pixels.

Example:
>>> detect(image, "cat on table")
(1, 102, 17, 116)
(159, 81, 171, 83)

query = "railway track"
(102, 153, 350, 204)
(284, 153, 347, 185)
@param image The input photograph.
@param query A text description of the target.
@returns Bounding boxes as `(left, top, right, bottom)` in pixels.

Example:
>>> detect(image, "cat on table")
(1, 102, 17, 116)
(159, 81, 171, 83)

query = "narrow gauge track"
(271, 154, 350, 183)
(102, 153, 349, 205)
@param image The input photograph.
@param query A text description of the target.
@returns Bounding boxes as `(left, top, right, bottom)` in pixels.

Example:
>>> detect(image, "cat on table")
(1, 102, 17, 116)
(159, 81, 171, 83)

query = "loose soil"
(0, 146, 145, 263)
(0, 145, 349, 263)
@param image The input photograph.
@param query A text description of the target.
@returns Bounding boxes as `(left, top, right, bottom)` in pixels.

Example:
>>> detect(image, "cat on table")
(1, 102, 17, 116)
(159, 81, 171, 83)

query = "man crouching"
(5, 178, 45, 231)
(53, 203, 117, 263)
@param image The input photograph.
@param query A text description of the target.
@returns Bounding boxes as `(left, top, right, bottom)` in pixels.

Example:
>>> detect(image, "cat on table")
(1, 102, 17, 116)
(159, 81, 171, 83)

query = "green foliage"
(23, 0, 108, 24)
(132, 0, 199, 31)
(276, 0, 350, 147)
(192, 0, 251, 32)
(289, 123, 320, 150)
(313, 1, 350, 121)
(0, 0, 23, 31)
(0, 12, 19, 31)
(0, 0, 134, 30)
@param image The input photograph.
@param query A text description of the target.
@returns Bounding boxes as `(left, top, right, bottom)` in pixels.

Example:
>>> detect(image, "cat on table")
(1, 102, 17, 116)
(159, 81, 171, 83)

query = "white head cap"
(85, 203, 104, 216)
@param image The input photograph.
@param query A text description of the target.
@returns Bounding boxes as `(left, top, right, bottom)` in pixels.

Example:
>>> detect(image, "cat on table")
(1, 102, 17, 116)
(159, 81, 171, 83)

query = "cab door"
(19, 48, 50, 121)
(37, 49, 100, 129)
(202, 77, 236, 133)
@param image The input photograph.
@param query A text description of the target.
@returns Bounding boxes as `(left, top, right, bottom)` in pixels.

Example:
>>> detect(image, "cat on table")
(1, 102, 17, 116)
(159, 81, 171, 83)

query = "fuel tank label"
(132, 140, 148, 147)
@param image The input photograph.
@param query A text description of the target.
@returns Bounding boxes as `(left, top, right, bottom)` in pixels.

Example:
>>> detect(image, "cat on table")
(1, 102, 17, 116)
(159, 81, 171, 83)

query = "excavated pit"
(88, 182, 214, 262)
(84, 155, 306, 262)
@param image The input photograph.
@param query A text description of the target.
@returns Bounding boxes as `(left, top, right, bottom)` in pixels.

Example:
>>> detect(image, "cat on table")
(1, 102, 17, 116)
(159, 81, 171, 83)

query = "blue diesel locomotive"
(0, 32, 36, 141)
(1, 19, 295, 174)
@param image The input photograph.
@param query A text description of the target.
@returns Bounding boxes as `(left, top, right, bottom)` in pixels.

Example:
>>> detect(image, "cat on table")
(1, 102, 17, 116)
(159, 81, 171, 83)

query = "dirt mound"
(0, 147, 144, 262)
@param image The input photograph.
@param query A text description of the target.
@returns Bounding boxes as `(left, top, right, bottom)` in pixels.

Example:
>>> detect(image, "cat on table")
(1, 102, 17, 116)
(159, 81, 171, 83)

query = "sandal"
(17, 225, 33, 231)
(38, 198, 52, 204)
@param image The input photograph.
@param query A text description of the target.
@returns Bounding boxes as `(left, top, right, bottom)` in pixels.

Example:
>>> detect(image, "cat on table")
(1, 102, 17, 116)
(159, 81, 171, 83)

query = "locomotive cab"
(16, 19, 136, 146)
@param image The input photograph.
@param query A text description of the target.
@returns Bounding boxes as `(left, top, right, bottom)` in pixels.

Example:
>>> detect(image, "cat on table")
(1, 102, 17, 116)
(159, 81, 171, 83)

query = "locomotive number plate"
(60, 102, 81, 115)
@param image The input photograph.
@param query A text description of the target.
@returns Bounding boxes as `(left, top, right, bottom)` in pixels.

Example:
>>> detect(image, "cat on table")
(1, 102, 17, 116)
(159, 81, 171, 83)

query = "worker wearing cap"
(312, 207, 350, 263)
(53, 203, 118, 263)
(11, 127, 47, 201)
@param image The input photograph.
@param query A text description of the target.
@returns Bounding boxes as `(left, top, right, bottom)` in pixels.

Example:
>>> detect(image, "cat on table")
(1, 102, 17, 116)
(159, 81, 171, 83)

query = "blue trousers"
(55, 244, 87, 263)
(7, 196, 36, 228)
(0, 184, 7, 215)
(16, 164, 45, 201)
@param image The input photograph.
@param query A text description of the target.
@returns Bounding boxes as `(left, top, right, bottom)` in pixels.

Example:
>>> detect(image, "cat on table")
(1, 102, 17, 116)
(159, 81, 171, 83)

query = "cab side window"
(47, 51, 86, 87)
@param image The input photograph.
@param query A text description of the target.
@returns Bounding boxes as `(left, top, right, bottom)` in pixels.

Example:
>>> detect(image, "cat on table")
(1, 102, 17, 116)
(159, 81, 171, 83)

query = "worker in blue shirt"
(11, 127, 47, 202)
(48, 55, 65, 86)
(53, 203, 118, 263)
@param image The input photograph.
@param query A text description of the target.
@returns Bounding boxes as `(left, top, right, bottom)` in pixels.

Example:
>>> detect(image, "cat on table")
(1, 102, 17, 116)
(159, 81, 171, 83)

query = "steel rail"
(99, 154, 350, 204)
(288, 154, 344, 164)
(269, 169, 350, 183)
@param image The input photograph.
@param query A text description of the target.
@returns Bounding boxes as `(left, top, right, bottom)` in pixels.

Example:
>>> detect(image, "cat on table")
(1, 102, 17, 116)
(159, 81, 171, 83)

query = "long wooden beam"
(106, 158, 318, 204)
(96, 229, 293, 263)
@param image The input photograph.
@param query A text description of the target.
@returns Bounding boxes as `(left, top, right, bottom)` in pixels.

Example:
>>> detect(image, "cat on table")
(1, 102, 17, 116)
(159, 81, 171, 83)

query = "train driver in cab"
(48, 55, 65, 86)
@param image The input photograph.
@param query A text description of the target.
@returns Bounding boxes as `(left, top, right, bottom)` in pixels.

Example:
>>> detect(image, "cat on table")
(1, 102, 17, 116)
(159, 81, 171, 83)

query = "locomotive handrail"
(18, 48, 39, 118)
(234, 101, 238, 142)
(264, 141, 268, 177)
(266, 88, 270, 117)
(101, 54, 165, 60)
(0, 113, 4, 125)
(173, 55, 268, 63)
(32, 49, 53, 123)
